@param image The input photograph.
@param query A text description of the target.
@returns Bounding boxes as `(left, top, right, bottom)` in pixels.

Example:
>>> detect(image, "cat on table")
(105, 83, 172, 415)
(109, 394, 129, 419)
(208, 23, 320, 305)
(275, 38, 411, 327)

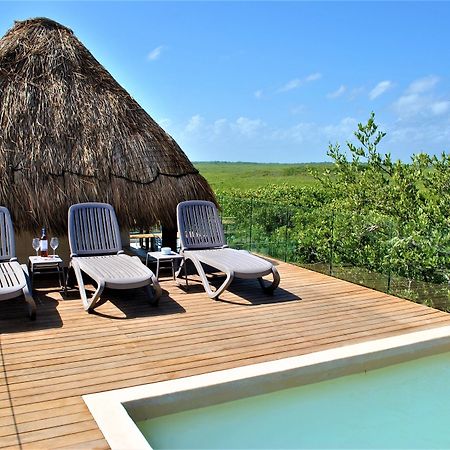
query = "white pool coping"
(83, 325, 450, 450)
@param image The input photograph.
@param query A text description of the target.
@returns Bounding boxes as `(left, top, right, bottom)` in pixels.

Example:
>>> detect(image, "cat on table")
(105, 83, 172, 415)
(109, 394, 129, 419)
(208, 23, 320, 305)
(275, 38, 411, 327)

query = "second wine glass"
(50, 237, 59, 258)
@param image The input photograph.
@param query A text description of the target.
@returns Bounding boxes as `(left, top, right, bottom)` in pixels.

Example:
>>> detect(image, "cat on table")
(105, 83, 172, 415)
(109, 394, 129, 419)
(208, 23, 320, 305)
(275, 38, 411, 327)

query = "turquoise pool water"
(136, 351, 450, 449)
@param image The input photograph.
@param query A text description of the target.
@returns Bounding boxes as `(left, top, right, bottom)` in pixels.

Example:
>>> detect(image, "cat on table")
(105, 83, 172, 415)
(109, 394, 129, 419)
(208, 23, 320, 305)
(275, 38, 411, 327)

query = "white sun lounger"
(68, 202, 161, 312)
(177, 200, 280, 299)
(0, 207, 36, 320)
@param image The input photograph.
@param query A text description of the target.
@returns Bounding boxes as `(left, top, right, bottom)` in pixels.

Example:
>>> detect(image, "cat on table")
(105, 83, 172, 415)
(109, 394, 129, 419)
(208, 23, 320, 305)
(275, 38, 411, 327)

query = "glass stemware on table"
(32, 238, 40, 256)
(50, 237, 59, 258)
(32, 237, 60, 258)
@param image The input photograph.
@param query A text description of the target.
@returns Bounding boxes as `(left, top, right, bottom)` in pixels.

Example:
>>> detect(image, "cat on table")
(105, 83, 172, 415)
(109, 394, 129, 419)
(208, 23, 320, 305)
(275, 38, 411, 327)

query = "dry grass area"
(1, 260, 450, 449)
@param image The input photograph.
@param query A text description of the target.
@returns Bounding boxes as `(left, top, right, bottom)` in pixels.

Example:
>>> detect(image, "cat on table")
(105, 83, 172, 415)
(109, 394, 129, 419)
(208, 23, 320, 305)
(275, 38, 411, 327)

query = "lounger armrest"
(117, 250, 125, 255)
(9, 257, 18, 262)
(70, 253, 78, 258)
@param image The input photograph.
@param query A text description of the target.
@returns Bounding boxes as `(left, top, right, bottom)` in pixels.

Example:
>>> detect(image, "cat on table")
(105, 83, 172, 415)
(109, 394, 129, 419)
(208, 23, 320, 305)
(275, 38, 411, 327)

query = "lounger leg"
(88, 280, 105, 312)
(152, 273, 162, 300)
(65, 265, 75, 290)
(175, 258, 189, 291)
(189, 256, 234, 299)
(71, 261, 105, 312)
(23, 284, 37, 320)
(212, 271, 234, 300)
(258, 266, 280, 294)
(21, 264, 36, 320)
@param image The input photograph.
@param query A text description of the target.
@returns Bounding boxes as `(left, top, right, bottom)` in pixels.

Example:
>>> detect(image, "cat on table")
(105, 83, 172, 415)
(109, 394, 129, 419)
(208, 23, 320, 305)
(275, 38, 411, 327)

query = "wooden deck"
(1, 260, 450, 449)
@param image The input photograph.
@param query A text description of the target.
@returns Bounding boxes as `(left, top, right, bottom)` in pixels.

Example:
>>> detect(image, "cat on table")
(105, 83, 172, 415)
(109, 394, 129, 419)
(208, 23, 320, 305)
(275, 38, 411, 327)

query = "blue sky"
(1, 2, 450, 163)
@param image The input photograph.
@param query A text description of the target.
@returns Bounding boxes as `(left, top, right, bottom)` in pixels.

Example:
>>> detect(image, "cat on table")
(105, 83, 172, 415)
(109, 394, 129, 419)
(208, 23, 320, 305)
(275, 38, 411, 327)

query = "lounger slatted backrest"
(177, 200, 226, 250)
(0, 207, 15, 262)
(68, 203, 122, 256)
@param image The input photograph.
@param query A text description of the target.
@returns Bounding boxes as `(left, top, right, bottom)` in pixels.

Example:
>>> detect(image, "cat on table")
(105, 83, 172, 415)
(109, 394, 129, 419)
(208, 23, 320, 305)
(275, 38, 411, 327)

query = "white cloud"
(278, 72, 322, 93)
(182, 114, 357, 146)
(158, 118, 172, 129)
(213, 118, 227, 135)
(270, 117, 358, 146)
(387, 119, 450, 149)
(147, 45, 165, 61)
(234, 117, 265, 136)
(305, 72, 322, 82)
(182, 115, 265, 140)
(407, 75, 439, 94)
(393, 75, 449, 119)
(279, 78, 302, 92)
(271, 122, 316, 144)
(174, 114, 371, 161)
(430, 101, 450, 115)
(393, 93, 423, 116)
(323, 117, 358, 139)
(254, 90, 263, 99)
(369, 80, 393, 100)
(185, 114, 204, 133)
(327, 85, 346, 99)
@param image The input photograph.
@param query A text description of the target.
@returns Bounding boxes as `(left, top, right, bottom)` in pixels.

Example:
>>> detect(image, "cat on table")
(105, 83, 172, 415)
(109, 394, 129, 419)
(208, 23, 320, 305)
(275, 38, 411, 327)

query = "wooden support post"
(144, 229, 150, 251)
(162, 225, 177, 252)
(139, 227, 143, 249)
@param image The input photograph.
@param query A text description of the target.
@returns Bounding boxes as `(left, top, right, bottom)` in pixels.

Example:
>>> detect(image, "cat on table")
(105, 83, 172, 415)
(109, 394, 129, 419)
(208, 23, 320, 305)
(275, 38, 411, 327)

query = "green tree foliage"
(319, 112, 450, 283)
(217, 113, 450, 291)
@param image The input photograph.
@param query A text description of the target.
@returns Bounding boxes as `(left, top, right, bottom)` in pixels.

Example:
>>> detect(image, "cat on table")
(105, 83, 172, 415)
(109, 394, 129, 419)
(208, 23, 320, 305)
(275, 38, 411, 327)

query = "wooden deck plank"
(3, 313, 449, 403)
(0, 295, 421, 357)
(0, 288, 429, 347)
(1, 300, 438, 383)
(1, 314, 442, 397)
(1, 261, 450, 448)
(0, 305, 440, 386)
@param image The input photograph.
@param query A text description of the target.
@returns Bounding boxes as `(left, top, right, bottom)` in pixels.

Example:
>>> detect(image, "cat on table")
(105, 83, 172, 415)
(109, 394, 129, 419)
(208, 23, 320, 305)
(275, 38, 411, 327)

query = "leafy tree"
(217, 113, 450, 308)
(316, 112, 449, 283)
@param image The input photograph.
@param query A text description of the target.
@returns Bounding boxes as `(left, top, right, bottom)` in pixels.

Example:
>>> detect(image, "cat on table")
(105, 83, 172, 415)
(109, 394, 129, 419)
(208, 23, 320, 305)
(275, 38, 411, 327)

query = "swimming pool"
(84, 326, 450, 449)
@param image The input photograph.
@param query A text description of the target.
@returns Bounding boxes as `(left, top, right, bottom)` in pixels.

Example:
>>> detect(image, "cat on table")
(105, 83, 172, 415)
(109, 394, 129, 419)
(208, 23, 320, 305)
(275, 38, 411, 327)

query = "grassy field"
(194, 161, 332, 190)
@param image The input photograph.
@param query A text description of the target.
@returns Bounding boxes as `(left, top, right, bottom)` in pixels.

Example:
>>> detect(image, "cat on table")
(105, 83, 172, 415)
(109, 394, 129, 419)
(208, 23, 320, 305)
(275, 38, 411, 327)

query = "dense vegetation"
(316, 114, 450, 285)
(199, 114, 450, 309)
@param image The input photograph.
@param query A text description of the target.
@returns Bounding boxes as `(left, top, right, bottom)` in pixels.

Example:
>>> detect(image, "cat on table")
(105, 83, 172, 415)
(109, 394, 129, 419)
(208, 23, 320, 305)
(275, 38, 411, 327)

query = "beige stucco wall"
(15, 230, 131, 266)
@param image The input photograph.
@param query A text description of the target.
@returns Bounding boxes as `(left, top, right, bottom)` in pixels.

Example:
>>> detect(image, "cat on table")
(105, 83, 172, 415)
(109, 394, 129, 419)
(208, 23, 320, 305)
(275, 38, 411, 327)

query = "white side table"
(29, 255, 66, 293)
(145, 251, 183, 280)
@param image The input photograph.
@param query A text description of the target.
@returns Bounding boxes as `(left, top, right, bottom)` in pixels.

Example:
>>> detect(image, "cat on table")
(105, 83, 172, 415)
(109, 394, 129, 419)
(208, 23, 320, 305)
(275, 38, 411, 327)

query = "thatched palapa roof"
(0, 18, 215, 234)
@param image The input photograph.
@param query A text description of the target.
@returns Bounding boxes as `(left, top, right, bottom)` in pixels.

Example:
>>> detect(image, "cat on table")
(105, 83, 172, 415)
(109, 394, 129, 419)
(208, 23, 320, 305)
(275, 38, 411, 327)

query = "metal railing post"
(387, 219, 392, 293)
(329, 209, 334, 276)
(248, 198, 253, 252)
(284, 206, 289, 262)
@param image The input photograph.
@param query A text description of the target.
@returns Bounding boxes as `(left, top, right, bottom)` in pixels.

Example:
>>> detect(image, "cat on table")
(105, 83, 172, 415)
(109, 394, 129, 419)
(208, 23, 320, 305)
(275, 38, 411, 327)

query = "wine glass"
(32, 238, 40, 257)
(50, 237, 59, 258)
